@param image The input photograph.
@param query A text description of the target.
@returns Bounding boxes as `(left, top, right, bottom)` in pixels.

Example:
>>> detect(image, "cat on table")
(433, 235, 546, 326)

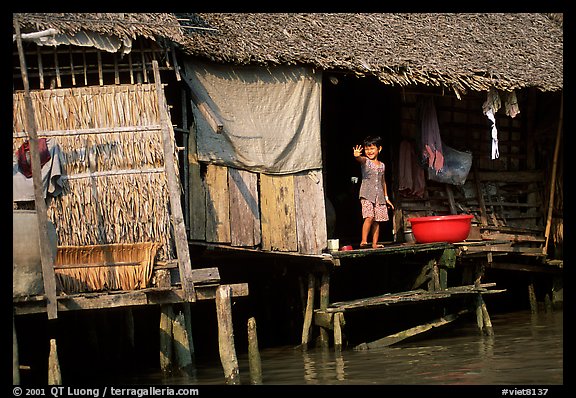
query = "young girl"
(353, 136, 394, 248)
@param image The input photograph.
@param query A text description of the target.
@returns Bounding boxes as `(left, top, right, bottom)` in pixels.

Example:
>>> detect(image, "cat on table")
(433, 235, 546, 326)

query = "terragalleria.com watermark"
(13, 387, 199, 398)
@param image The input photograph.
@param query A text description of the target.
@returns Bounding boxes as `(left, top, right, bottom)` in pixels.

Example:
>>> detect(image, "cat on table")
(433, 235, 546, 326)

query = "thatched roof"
(13, 13, 186, 44)
(176, 13, 563, 94)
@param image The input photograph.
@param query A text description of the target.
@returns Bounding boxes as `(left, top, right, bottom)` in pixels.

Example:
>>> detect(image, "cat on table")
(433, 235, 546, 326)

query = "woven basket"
(54, 242, 160, 293)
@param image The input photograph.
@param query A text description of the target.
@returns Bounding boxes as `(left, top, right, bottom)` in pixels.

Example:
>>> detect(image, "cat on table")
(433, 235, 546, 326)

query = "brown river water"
(122, 309, 563, 387)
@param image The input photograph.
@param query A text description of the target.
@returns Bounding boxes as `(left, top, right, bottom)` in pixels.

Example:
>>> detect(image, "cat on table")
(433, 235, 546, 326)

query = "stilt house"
(12, 14, 563, 373)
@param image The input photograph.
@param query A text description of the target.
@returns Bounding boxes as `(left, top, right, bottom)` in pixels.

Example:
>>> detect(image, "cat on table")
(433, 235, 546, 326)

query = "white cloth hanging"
(485, 109, 499, 160)
(483, 88, 501, 160)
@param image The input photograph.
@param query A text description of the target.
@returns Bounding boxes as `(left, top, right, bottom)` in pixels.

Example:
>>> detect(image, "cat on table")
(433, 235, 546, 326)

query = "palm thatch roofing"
(176, 13, 563, 95)
(13, 13, 563, 95)
(13, 13, 186, 44)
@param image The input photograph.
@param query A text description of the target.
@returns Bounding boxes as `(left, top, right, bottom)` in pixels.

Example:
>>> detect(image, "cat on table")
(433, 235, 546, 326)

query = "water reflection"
(302, 349, 347, 384)
(122, 309, 562, 385)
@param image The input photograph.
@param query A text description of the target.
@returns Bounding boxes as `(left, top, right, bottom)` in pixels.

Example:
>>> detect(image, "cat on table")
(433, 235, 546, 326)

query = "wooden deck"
(13, 283, 249, 316)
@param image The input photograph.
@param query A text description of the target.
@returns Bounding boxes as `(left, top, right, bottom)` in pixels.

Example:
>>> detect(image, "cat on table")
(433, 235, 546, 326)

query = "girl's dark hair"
(363, 135, 383, 147)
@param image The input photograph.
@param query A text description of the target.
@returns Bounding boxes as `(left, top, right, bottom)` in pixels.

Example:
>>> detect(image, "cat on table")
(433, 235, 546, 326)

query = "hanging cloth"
(420, 97, 444, 173)
(398, 139, 426, 198)
(17, 138, 51, 178)
(482, 88, 501, 160)
(505, 90, 520, 118)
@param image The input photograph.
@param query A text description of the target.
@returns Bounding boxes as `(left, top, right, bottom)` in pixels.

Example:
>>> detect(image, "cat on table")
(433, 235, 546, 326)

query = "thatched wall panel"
(13, 84, 175, 261)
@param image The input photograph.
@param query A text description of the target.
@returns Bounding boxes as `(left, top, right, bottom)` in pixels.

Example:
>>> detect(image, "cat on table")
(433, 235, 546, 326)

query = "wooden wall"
(187, 127, 328, 255)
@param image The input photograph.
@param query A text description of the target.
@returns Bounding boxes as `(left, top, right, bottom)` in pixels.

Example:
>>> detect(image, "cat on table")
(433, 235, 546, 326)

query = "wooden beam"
(152, 60, 196, 302)
(13, 19, 58, 320)
(469, 170, 544, 183)
(13, 284, 249, 316)
(354, 312, 464, 350)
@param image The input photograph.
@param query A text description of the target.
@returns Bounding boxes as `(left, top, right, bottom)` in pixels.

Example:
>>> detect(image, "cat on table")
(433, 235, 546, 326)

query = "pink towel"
(421, 98, 444, 173)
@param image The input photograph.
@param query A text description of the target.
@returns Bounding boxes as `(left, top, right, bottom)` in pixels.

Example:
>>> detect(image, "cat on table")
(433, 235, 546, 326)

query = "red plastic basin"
(408, 214, 473, 243)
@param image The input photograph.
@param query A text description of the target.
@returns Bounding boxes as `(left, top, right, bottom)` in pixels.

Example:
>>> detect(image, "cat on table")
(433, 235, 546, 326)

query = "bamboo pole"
(215, 285, 240, 385)
(247, 317, 263, 385)
(543, 95, 563, 256)
(14, 18, 58, 320)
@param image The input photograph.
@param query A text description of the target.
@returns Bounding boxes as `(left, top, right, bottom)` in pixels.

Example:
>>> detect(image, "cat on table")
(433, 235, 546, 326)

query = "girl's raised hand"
(353, 145, 363, 157)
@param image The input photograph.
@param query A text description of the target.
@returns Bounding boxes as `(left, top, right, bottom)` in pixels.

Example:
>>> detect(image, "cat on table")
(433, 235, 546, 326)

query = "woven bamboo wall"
(13, 84, 176, 261)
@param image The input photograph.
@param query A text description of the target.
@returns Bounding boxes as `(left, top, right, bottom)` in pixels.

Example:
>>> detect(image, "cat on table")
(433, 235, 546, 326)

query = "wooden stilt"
(544, 293, 553, 313)
(172, 311, 193, 376)
(475, 294, 484, 333)
(13, 313, 20, 385)
(125, 309, 135, 349)
(215, 285, 240, 385)
(48, 338, 62, 385)
(333, 312, 343, 351)
(301, 273, 316, 349)
(159, 305, 174, 373)
(528, 280, 538, 314)
(479, 296, 494, 336)
(182, 302, 195, 363)
(318, 271, 330, 348)
(552, 276, 563, 310)
(247, 317, 263, 385)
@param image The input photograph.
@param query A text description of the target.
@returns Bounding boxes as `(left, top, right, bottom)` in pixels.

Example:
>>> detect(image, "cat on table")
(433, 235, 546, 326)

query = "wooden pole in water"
(247, 317, 263, 385)
(475, 294, 484, 333)
(301, 273, 316, 349)
(182, 302, 196, 363)
(479, 296, 494, 336)
(173, 311, 194, 376)
(13, 312, 20, 385)
(48, 338, 62, 385)
(318, 271, 330, 348)
(528, 279, 538, 314)
(159, 305, 175, 373)
(215, 285, 240, 385)
(333, 312, 343, 351)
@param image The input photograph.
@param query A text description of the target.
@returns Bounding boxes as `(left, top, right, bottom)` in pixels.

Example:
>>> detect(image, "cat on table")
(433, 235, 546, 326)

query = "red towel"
(17, 138, 51, 178)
